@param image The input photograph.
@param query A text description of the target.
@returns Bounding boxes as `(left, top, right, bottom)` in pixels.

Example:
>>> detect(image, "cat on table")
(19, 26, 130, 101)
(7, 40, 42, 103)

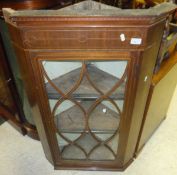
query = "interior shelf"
(46, 65, 125, 100)
(55, 101, 120, 133)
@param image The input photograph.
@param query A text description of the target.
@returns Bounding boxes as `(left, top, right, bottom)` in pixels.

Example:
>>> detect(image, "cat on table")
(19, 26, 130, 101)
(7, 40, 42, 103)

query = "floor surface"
(0, 86, 177, 175)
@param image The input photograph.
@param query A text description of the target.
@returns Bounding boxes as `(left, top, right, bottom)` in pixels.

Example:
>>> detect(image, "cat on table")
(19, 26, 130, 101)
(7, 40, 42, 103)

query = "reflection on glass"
(42, 60, 127, 161)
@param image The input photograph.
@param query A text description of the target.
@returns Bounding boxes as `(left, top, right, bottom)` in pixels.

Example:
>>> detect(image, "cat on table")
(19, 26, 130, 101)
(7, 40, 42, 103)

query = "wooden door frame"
(26, 50, 140, 170)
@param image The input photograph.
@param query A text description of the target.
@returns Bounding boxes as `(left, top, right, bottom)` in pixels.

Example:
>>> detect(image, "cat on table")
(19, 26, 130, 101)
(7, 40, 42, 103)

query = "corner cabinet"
(3, 1, 176, 171)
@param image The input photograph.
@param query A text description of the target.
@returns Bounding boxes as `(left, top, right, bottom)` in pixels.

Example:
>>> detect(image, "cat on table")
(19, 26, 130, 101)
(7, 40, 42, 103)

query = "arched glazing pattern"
(41, 59, 128, 160)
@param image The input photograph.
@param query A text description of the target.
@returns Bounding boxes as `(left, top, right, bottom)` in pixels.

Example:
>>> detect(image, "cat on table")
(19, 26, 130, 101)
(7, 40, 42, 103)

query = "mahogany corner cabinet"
(3, 1, 177, 171)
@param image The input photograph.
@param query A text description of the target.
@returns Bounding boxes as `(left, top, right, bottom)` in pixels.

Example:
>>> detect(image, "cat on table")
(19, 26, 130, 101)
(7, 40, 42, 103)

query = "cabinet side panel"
(0, 20, 36, 125)
(123, 21, 165, 164)
(7, 41, 54, 164)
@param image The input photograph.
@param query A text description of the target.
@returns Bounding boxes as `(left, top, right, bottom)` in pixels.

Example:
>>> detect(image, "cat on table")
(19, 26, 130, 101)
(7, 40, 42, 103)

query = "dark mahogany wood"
(0, 0, 60, 140)
(0, 0, 60, 139)
(0, 33, 40, 139)
(0, 0, 61, 16)
(0, 29, 39, 139)
(0, 34, 26, 134)
(3, 1, 177, 171)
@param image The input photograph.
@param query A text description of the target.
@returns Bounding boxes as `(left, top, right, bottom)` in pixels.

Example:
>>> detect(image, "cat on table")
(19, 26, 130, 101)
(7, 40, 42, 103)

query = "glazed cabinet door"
(31, 51, 138, 170)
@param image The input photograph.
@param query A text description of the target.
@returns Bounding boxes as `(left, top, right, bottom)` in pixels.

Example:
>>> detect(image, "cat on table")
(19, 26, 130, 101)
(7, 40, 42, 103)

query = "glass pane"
(76, 133, 98, 154)
(107, 132, 119, 154)
(41, 59, 128, 161)
(89, 100, 120, 136)
(89, 146, 115, 160)
(43, 61, 82, 98)
(54, 100, 85, 134)
(62, 145, 86, 160)
(86, 61, 127, 99)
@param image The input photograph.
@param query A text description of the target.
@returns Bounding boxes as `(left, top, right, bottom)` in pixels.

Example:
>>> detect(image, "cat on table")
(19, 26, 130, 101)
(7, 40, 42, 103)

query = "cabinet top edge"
(2, 1, 176, 19)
